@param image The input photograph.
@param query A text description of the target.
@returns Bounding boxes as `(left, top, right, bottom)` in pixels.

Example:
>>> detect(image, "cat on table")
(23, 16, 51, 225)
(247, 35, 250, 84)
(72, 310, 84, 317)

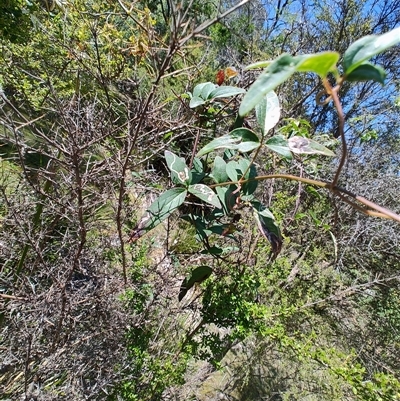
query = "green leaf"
(288, 136, 335, 156)
(255, 91, 280, 134)
(200, 82, 217, 100)
(209, 86, 246, 99)
(143, 188, 187, 232)
(265, 135, 292, 159)
(226, 160, 241, 182)
(224, 159, 257, 197)
(190, 157, 205, 184)
(189, 96, 206, 108)
(343, 27, 400, 74)
(216, 185, 238, 214)
(201, 246, 223, 255)
(211, 156, 228, 183)
(295, 51, 340, 76)
(245, 60, 273, 70)
(197, 136, 239, 157)
(179, 265, 213, 301)
(193, 82, 215, 98)
(252, 201, 282, 258)
(236, 159, 257, 196)
(165, 150, 191, 185)
(196, 128, 260, 157)
(190, 83, 245, 108)
(345, 62, 386, 84)
(239, 54, 300, 116)
(232, 128, 260, 141)
(188, 184, 222, 209)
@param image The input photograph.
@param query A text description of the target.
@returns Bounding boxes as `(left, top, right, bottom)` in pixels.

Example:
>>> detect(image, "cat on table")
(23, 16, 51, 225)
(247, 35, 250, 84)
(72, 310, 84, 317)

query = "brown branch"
(322, 78, 347, 188)
(210, 174, 400, 223)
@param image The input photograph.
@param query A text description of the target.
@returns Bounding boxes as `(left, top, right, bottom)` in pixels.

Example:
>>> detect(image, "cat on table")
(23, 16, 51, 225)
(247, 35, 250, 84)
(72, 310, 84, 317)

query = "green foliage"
(188, 81, 245, 108)
(0, 0, 36, 43)
(135, 26, 400, 268)
(115, 325, 189, 401)
(2, 1, 400, 400)
(179, 265, 213, 301)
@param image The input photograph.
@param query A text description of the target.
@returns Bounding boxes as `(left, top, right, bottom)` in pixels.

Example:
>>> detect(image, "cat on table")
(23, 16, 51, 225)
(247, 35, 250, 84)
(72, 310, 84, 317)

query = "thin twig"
(210, 174, 400, 223)
(322, 79, 347, 187)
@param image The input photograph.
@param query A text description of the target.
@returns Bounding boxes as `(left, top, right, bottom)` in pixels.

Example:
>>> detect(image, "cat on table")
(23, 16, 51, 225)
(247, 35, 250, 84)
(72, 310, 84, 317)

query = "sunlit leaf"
(211, 156, 228, 184)
(231, 128, 260, 142)
(179, 265, 213, 301)
(197, 136, 239, 157)
(255, 91, 281, 134)
(288, 136, 335, 156)
(128, 188, 187, 242)
(190, 82, 244, 107)
(200, 82, 218, 99)
(239, 54, 300, 116)
(196, 128, 260, 157)
(188, 184, 222, 209)
(295, 51, 339, 76)
(343, 27, 400, 74)
(226, 160, 241, 182)
(165, 150, 191, 185)
(245, 60, 273, 70)
(146, 187, 187, 227)
(265, 135, 292, 159)
(209, 85, 246, 99)
(189, 96, 206, 108)
(193, 82, 214, 98)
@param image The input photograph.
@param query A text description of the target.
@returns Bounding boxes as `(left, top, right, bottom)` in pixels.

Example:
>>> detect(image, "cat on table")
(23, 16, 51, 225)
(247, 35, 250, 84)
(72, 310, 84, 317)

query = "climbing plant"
(129, 27, 400, 287)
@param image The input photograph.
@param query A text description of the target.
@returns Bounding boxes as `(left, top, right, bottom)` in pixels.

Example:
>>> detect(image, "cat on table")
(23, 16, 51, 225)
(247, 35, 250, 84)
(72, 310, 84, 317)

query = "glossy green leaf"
(255, 91, 281, 134)
(288, 136, 335, 156)
(235, 141, 260, 153)
(343, 27, 400, 74)
(265, 135, 292, 159)
(345, 62, 386, 84)
(211, 156, 228, 183)
(196, 128, 260, 157)
(231, 128, 260, 142)
(295, 51, 339, 76)
(239, 54, 300, 116)
(144, 188, 187, 231)
(252, 200, 282, 258)
(188, 184, 222, 209)
(179, 265, 213, 301)
(209, 86, 246, 99)
(235, 158, 257, 197)
(197, 136, 239, 157)
(165, 150, 191, 185)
